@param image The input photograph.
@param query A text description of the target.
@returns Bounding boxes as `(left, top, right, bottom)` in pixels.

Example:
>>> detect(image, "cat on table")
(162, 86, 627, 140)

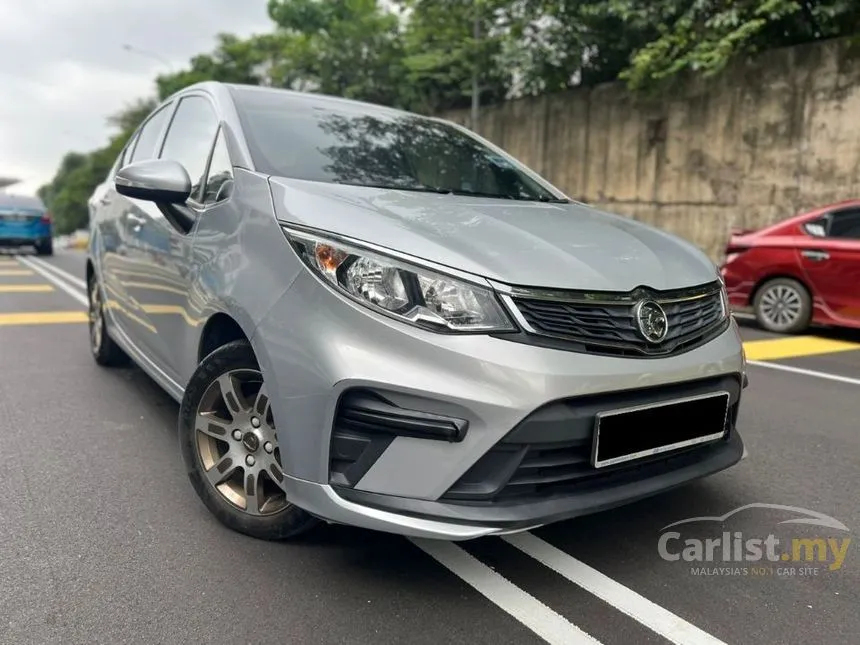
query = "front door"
(124, 94, 220, 380)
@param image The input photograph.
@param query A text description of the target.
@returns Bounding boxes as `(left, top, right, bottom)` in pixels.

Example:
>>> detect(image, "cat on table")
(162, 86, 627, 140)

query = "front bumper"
(253, 270, 748, 540)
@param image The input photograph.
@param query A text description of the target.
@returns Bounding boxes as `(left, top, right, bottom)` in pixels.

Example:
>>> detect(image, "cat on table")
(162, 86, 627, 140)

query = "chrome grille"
(505, 282, 727, 357)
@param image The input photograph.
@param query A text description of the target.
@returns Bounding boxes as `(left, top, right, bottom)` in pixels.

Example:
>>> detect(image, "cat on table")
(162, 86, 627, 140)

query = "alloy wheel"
(194, 369, 289, 516)
(758, 284, 803, 329)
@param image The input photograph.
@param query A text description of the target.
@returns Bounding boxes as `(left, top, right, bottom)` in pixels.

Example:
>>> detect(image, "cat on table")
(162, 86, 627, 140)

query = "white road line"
(410, 538, 602, 645)
(26, 255, 87, 290)
(17, 256, 88, 307)
(748, 360, 860, 386)
(502, 532, 726, 645)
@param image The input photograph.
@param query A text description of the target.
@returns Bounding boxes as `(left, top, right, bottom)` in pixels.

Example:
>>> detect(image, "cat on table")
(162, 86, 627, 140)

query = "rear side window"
(827, 209, 860, 240)
(130, 104, 172, 162)
(159, 96, 219, 202)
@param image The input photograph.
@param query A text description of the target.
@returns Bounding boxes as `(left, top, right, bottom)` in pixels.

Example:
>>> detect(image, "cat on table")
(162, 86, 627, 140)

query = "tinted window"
(130, 105, 172, 162)
(827, 210, 860, 240)
(201, 128, 234, 205)
(159, 96, 219, 202)
(231, 88, 565, 203)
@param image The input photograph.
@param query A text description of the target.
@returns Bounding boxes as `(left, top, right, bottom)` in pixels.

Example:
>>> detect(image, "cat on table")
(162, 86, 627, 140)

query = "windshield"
(231, 88, 566, 203)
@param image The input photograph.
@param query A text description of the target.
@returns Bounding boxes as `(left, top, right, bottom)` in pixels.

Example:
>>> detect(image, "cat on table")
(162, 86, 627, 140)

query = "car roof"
(171, 81, 421, 122)
(223, 83, 414, 118)
(0, 192, 45, 211)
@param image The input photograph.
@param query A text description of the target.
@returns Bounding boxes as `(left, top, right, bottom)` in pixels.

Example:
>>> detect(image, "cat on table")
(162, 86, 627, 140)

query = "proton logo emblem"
(634, 300, 669, 343)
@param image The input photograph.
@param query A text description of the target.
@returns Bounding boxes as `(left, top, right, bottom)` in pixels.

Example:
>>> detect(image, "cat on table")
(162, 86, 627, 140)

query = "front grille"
(442, 374, 742, 504)
(507, 282, 727, 357)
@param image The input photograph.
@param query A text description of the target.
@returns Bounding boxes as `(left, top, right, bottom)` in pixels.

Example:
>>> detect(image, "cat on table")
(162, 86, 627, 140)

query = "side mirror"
(115, 159, 192, 204)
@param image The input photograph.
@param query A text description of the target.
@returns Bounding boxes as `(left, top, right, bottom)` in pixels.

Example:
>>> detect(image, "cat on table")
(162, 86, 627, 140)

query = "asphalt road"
(1, 248, 858, 645)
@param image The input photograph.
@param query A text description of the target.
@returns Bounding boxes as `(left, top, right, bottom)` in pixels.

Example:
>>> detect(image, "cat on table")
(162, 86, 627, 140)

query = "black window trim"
(129, 100, 177, 165)
(157, 90, 223, 210)
(196, 124, 235, 210)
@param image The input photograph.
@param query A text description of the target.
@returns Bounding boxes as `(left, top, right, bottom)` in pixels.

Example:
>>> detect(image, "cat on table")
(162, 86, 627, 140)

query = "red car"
(721, 199, 860, 333)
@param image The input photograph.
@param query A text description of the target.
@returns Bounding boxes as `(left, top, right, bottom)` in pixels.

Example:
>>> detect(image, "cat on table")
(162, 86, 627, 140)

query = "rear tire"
(35, 240, 53, 256)
(179, 340, 318, 541)
(753, 277, 812, 334)
(88, 274, 129, 366)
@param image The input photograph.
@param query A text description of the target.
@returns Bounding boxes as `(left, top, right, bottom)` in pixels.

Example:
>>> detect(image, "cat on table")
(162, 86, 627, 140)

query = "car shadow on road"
(735, 316, 860, 343)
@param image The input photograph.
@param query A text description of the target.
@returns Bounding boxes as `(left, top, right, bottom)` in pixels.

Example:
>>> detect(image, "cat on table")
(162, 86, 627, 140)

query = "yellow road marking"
(0, 269, 33, 276)
(743, 336, 860, 361)
(0, 284, 54, 293)
(0, 311, 88, 326)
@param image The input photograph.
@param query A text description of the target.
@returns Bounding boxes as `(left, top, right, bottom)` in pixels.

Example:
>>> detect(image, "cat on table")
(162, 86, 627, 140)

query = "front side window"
(120, 132, 139, 168)
(159, 96, 219, 202)
(130, 104, 172, 163)
(231, 88, 566, 203)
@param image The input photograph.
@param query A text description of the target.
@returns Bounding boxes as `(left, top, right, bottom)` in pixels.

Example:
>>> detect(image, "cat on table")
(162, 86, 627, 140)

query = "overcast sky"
(0, 0, 273, 196)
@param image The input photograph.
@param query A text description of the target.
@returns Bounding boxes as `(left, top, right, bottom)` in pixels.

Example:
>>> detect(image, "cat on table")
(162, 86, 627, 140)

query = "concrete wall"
(443, 38, 860, 260)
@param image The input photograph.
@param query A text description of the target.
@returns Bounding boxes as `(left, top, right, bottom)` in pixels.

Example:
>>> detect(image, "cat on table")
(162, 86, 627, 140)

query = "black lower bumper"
(334, 431, 744, 530)
(0, 238, 45, 247)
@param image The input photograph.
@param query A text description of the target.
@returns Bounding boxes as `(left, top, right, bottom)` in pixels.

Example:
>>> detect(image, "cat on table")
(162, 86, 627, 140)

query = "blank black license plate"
(591, 392, 730, 468)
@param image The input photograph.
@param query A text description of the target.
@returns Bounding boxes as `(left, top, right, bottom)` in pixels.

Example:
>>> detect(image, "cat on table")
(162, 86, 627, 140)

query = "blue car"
(0, 193, 53, 255)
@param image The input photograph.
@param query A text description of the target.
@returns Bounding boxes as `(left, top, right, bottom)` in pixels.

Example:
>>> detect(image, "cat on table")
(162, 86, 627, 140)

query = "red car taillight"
(40, 211, 52, 224)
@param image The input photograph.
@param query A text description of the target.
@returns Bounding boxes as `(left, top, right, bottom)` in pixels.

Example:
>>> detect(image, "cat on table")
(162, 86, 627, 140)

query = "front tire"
(178, 340, 318, 540)
(88, 274, 129, 366)
(753, 277, 812, 334)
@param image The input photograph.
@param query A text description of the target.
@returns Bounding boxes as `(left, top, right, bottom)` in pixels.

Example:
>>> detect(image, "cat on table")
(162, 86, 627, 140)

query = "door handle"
(801, 249, 829, 261)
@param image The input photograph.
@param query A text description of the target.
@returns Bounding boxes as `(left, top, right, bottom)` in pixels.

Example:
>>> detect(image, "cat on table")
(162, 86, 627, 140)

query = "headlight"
(282, 227, 516, 333)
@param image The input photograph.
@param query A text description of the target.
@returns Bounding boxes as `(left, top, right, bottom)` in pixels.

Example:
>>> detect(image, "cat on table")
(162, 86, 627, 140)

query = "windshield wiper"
(333, 181, 568, 203)
(440, 188, 569, 203)
(333, 180, 445, 194)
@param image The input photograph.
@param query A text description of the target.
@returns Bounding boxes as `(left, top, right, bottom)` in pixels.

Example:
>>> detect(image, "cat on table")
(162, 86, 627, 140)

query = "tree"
(156, 33, 273, 99)
(399, 0, 512, 114)
(265, 0, 407, 105)
(621, 0, 860, 89)
(38, 102, 150, 234)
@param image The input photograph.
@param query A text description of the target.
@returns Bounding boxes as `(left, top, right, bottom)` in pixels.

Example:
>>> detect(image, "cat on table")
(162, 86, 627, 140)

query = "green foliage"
(399, 0, 510, 113)
(620, 0, 860, 90)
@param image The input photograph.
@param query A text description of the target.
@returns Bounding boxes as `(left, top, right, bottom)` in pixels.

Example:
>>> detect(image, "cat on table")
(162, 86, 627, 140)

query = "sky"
(0, 0, 273, 196)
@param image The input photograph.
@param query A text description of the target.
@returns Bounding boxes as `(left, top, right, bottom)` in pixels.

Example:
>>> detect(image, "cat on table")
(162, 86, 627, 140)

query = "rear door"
(123, 93, 220, 378)
(798, 207, 860, 323)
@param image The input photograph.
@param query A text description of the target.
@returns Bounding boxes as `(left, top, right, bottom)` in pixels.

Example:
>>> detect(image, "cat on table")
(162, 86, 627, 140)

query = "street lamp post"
(471, 2, 480, 132)
(122, 44, 172, 69)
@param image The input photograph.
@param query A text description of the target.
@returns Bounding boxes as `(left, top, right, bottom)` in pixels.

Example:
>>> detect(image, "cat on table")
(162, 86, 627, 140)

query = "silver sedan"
(86, 82, 747, 541)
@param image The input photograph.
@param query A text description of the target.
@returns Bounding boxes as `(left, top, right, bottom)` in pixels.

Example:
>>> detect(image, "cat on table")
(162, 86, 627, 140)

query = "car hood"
(269, 177, 718, 291)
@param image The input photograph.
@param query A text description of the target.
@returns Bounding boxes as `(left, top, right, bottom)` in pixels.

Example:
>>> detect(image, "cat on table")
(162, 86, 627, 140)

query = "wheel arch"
(748, 272, 812, 307)
(197, 312, 252, 363)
